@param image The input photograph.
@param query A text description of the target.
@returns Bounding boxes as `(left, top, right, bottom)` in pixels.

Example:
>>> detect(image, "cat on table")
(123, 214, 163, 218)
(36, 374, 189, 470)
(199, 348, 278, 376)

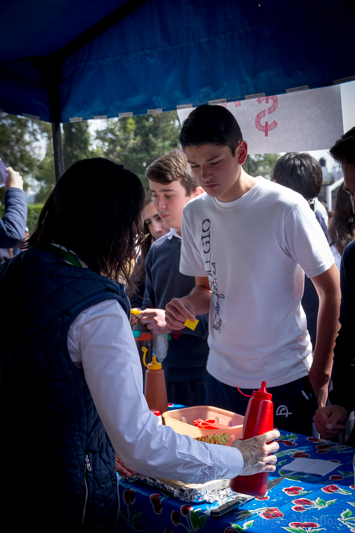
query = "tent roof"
(0, 0, 354, 123)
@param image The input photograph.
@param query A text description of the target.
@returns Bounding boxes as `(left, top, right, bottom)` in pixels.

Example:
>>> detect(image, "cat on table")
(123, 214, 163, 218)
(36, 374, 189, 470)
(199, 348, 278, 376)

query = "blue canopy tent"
(0, 0, 354, 179)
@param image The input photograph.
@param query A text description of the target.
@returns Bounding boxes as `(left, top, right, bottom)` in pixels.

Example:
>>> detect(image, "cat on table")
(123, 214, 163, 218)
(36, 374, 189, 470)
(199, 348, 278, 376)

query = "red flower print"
(282, 441, 297, 446)
(260, 507, 284, 519)
(321, 484, 339, 493)
(171, 511, 180, 526)
(307, 437, 321, 442)
(180, 504, 192, 516)
(150, 494, 163, 514)
(292, 452, 310, 458)
(292, 506, 306, 512)
(283, 486, 304, 496)
(292, 498, 313, 506)
(329, 475, 343, 480)
(123, 489, 135, 504)
(224, 528, 235, 533)
(150, 494, 160, 505)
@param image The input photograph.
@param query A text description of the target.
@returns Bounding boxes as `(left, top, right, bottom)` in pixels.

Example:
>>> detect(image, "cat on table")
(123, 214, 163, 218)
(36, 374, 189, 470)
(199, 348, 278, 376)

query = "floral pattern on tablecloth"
(117, 431, 355, 532)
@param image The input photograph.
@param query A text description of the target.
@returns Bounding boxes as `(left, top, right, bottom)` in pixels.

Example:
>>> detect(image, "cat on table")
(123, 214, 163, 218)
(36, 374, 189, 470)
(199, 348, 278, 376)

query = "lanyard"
(55, 247, 83, 268)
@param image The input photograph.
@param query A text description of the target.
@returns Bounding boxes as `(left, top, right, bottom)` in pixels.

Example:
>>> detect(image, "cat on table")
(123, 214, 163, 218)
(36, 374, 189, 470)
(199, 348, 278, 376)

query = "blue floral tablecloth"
(117, 431, 355, 533)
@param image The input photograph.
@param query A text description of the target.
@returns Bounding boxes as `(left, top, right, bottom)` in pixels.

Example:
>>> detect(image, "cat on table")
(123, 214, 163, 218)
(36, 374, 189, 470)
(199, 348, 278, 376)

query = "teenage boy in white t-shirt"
(165, 104, 341, 436)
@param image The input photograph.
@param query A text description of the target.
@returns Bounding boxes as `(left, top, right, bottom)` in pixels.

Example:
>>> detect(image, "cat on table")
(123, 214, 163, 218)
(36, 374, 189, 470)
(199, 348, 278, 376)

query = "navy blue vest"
(0, 247, 130, 531)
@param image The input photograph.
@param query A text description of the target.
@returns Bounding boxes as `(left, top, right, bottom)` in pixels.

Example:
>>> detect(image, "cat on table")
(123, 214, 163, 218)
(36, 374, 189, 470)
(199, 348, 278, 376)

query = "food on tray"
(195, 432, 230, 445)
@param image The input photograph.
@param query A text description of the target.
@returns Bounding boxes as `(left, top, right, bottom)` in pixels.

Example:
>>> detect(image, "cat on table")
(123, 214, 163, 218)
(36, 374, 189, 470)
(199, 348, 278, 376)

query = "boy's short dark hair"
(179, 104, 243, 156)
(146, 149, 198, 196)
(273, 152, 323, 199)
(329, 127, 355, 165)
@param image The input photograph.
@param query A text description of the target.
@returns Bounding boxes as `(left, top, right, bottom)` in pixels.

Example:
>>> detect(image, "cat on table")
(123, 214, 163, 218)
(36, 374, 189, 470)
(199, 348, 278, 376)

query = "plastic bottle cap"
(252, 380, 272, 400)
(147, 355, 162, 370)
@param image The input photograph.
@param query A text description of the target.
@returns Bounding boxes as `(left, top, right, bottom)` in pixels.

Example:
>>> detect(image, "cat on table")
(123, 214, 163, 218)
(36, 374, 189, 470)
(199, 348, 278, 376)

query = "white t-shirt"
(180, 178, 335, 389)
(67, 299, 243, 483)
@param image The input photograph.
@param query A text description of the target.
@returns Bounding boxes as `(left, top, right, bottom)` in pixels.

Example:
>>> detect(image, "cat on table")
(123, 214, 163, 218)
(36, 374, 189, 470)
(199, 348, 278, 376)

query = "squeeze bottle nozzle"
(252, 381, 272, 400)
(147, 355, 162, 370)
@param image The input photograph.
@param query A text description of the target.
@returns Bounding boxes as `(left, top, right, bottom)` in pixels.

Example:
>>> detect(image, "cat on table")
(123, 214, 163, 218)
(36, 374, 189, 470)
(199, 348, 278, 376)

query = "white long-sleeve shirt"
(67, 299, 243, 484)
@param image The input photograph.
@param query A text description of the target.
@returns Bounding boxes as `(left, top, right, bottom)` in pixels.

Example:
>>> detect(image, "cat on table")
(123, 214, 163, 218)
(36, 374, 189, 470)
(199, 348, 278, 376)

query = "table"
(117, 431, 354, 532)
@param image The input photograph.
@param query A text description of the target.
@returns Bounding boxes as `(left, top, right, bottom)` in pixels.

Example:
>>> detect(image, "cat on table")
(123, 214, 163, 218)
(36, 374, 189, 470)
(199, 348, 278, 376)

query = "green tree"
(63, 122, 93, 171)
(244, 153, 280, 180)
(95, 111, 181, 189)
(34, 121, 98, 202)
(33, 139, 56, 203)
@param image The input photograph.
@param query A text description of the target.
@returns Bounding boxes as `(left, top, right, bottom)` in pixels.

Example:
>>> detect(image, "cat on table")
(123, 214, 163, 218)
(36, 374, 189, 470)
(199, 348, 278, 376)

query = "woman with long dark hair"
(0, 158, 278, 532)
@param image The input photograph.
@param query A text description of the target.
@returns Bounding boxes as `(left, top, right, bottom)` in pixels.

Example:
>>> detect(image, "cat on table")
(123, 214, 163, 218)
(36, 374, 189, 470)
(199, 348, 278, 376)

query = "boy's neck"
(217, 168, 258, 202)
(237, 168, 259, 198)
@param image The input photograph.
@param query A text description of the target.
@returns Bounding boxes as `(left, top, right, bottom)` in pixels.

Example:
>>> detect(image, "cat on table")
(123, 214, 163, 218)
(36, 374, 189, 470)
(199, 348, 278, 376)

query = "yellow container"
(162, 406, 244, 446)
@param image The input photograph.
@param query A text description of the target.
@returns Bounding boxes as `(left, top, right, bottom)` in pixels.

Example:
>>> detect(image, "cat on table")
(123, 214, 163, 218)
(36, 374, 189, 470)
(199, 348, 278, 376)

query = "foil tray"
(122, 474, 236, 502)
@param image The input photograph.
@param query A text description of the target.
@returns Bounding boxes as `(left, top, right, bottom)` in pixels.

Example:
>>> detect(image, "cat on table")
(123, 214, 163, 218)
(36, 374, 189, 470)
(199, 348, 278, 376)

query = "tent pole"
(32, 57, 64, 182)
(51, 122, 64, 183)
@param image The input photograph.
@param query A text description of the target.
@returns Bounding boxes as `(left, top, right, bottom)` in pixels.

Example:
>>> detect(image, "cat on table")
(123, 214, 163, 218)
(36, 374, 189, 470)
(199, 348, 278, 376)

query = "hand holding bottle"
(232, 429, 280, 476)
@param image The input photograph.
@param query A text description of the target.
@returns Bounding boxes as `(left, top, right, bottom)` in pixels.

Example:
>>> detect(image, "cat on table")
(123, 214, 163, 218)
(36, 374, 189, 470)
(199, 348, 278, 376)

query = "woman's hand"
(232, 429, 280, 476)
(115, 454, 137, 478)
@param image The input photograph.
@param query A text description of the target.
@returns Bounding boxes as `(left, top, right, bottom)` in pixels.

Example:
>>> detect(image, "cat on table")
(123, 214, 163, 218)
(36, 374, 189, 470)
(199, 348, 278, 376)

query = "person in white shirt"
(165, 105, 341, 437)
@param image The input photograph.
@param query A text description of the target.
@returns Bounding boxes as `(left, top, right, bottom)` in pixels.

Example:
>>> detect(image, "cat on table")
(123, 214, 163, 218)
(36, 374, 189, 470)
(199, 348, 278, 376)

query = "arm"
(308, 263, 341, 408)
(165, 276, 212, 330)
(0, 168, 27, 248)
(70, 300, 280, 483)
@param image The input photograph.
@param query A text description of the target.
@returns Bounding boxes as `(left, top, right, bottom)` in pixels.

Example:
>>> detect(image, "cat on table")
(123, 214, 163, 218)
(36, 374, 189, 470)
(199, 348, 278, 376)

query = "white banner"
(177, 85, 344, 154)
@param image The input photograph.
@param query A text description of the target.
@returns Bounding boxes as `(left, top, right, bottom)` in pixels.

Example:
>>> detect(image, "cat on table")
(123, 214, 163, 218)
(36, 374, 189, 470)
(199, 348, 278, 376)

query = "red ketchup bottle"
(230, 381, 273, 497)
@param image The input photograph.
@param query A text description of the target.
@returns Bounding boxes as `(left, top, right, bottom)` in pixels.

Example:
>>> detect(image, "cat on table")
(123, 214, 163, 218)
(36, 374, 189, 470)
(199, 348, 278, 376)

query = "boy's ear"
(237, 140, 248, 165)
(193, 186, 205, 198)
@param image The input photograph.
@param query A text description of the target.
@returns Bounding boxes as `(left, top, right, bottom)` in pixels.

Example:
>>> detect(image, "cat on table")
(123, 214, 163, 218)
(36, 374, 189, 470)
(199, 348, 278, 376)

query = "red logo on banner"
(255, 96, 278, 137)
